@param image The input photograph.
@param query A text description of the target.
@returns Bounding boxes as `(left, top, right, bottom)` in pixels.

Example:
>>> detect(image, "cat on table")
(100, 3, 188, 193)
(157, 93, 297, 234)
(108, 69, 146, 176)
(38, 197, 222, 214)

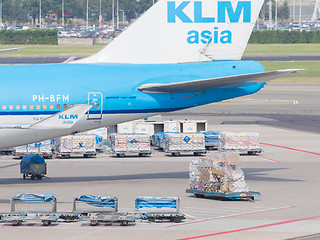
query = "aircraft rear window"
(16, 105, 20, 110)
(56, 104, 60, 110)
(2, 105, 6, 110)
(96, 103, 100, 109)
(63, 104, 67, 109)
(43, 104, 47, 110)
(9, 105, 13, 110)
(22, 104, 27, 110)
(49, 104, 54, 109)
(36, 104, 40, 110)
(29, 104, 34, 110)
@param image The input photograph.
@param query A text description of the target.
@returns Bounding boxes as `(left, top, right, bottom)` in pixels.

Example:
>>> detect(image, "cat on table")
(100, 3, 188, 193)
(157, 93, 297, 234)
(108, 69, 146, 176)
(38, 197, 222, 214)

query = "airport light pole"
(117, 0, 119, 29)
(299, 0, 302, 27)
(268, 0, 272, 29)
(62, 0, 64, 26)
(99, 0, 102, 29)
(39, 0, 42, 28)
(112, 0, 115, 30)
(275, 0, 278, 30)
(293, 0, 296, 21)
(0, 0, 2, 26)
(86, 0, 89, 29)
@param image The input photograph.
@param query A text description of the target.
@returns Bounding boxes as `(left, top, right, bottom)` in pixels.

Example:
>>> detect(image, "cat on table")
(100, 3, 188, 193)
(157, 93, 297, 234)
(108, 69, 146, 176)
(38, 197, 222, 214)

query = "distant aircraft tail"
(75, 0, 264, 64)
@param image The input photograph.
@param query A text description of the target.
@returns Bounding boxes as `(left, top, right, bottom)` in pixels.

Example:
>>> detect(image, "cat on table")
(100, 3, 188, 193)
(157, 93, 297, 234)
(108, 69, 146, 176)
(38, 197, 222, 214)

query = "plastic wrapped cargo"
(55, 134, 97, 157)
(164, 133, 206, 156)
(219, 132, 261, 154)
(189, 152, 249, 193)
(201, 131, 220, 150)
(110, 133, 152, 157)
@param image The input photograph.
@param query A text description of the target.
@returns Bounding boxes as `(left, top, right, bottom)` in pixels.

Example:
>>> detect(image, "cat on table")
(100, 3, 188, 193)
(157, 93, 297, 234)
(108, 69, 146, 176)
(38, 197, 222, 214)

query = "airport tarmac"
(0, 82, 320, 240)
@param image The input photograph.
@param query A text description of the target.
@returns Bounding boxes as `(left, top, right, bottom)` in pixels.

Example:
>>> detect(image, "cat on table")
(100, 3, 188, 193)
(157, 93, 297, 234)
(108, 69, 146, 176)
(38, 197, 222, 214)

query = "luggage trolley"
(135, 197, 185, 223)
(2, 193, 57, 226)
(20, 154, 47, 180)
(73, 195, 135, 226)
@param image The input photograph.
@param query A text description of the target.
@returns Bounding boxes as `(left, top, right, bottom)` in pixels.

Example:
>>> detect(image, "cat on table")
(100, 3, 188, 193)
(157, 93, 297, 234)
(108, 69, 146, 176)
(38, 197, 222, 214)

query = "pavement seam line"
(166, 205, 297, 228)
(178, 215, 320, 240)
(260, 142, 320, 156)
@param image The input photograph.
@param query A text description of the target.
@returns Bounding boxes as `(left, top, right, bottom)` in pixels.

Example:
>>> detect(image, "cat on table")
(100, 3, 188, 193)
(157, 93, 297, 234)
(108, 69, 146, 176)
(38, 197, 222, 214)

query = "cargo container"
(20, 154, 47, 180)
(219, 132, 262, 155)
(201, 131, 220, 150)
(164, 133, 206, 156)
(55, 134, 97, 158)
(14, 140, 53, 159)
(110, 133, 152, 157)
(187, 152, 260, 201)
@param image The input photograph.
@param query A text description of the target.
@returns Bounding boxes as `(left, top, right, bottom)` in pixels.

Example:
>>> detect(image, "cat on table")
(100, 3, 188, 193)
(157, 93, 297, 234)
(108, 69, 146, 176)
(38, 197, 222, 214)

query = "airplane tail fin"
(75, 0, 264, 64)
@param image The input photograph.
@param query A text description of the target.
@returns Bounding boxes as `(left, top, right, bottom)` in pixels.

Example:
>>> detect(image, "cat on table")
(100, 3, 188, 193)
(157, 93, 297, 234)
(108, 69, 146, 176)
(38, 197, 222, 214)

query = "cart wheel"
(90, 220, 99, 226)
(121, 221, 128, 226)
(83, 154, 88, 158)
(194, 152, 200, 156)
(42, 220, 49, 226)
(23, 174, 26, 179)
(12, 220, 22, 226)
(195, 194, 205, 198)
(172, 152, 180, 156)
(31, 175, 35, 180)
(174, 217, 182, 223)
(37, 175, 43, 180)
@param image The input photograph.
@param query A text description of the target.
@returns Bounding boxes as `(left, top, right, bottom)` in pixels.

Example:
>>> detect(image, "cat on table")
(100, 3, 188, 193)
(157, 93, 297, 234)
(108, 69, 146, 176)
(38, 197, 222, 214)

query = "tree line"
(2, 0, 290, 26)
(2, 0, 152, 25)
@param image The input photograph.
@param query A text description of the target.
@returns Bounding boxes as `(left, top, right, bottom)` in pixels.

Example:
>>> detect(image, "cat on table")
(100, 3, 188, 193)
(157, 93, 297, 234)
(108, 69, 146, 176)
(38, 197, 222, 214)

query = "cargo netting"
(189, 152, 249, 193)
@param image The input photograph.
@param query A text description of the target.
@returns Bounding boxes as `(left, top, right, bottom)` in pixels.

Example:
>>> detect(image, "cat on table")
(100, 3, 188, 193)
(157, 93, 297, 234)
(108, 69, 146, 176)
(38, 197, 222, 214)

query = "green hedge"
(0, 29, 58, 45)
(249, 30, 320, 44)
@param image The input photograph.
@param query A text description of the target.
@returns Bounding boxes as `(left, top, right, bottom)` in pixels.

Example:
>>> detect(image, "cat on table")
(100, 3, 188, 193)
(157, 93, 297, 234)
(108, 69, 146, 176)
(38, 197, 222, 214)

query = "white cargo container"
(14, 140, 53, 158)
(55, 134, 97, 158)
(164, 121, 180, 133)
(164, 133, 206, 156)
(110, 133, 152, 157)
(219, 132, 262, 155)
(134, 122, 154, 136)
(117, 122, 135, 134)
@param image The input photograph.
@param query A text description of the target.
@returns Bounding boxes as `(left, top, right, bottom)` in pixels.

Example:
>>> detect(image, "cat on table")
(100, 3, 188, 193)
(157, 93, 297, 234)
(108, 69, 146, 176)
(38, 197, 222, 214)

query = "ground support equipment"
(186, 189, 261, 201)
(135, 197, 185, 223)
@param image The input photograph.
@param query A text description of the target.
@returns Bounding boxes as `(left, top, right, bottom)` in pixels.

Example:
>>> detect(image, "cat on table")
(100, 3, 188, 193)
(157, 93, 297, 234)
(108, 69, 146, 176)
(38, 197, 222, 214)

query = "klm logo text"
(59, 114, 78, 120)
(167, 1, 251, 23)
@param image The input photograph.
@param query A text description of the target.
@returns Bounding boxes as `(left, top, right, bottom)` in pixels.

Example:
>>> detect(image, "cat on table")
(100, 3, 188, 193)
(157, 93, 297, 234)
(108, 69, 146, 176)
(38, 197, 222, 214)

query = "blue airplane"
(0, 0, 301, 148)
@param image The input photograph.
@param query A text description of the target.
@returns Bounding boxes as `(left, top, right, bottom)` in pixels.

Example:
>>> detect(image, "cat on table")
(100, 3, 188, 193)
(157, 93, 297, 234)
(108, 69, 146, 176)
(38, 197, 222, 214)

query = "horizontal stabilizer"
(137, 69, 304, 93)
(29, 104, 92, 129)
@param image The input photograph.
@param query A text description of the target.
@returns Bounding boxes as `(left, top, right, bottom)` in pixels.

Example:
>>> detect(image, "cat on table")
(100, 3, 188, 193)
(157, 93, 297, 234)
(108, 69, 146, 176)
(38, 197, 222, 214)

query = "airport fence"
(249, 30, 320, 44)
(0, 29, 58, 45)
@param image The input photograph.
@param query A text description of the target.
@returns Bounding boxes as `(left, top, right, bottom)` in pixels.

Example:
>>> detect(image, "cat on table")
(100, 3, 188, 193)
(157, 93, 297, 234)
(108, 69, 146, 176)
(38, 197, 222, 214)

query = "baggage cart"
(201, 131, 220, 150)
(55, 134, 97, 158)
(110, 133, 152, 157)
(164, 133, 206, 156)
(219, 132, 262, 155)
(135, 197, 185, 223)
(20, 154, 47, 180)
(186, 189, 261, 201)
(73, 195, 135, 226)
(1, 193, 58, 226)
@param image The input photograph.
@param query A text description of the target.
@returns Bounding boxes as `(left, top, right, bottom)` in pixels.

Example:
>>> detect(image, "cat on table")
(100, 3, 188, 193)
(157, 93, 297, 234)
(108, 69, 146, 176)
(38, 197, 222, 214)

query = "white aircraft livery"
(0, 0, 301, 149)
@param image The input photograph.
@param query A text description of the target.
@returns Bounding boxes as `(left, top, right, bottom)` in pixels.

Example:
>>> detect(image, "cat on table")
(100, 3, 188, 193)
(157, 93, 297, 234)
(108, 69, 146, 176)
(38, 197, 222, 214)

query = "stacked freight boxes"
(219, 132, 261, 155)
(110, 133, 152, 157)
(189, 152, 249, 193)
(164, 133, 206, 156)
(14, 140, 53, 158)
(55, 134, 97, 158)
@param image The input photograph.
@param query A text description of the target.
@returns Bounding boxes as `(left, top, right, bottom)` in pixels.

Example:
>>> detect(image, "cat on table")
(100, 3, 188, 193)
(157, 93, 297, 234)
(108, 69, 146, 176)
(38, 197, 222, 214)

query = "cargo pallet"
(1, 193, 58, 226)
(186, 189, 260, 201)
(135, 197, 185, 223)
(73, 195, 135, 226)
